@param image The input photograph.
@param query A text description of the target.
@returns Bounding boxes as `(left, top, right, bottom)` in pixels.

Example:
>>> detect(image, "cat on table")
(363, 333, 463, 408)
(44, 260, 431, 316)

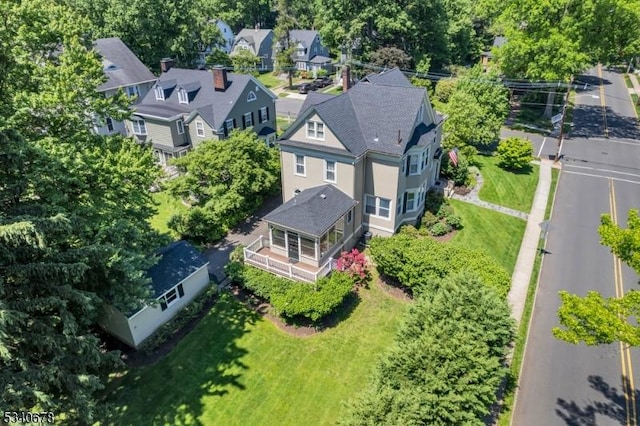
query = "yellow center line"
(598, 64, 610, 138)
(610, 178, 637, 426)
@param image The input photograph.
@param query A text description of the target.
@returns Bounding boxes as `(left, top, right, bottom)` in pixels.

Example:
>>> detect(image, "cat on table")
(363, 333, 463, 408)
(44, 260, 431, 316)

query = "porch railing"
(243, 236, 334, 283)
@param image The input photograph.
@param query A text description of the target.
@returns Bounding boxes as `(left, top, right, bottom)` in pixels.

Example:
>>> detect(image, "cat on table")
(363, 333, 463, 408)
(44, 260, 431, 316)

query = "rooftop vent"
(320, 194, 327, 199)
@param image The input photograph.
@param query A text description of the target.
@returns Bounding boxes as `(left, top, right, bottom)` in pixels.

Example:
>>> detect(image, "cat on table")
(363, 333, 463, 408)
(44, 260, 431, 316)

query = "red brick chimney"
(213, 65, 228, 91)
(342, 65, 351, 92)
(160, 58, 173, 73)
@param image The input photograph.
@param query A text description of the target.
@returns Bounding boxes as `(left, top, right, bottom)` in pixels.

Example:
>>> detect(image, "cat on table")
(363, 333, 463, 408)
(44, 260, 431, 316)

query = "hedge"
(228, 262, 354, 322)
(369, 234, 511, 298)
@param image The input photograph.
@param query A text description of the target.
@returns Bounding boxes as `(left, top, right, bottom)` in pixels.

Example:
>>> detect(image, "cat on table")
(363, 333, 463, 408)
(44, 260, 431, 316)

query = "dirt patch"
(431, 229, 458, 243)
(453, 185, 472, 195)
(376, 274, 413, 302)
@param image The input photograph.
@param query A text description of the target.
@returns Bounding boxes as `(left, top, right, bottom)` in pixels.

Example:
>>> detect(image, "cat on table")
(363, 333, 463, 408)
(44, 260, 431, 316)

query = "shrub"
(316, 68, 328, 77)
(440, 150, 470, 186)
(168, 207, 224, 245)
(445, 213, 463, 229)
(436, 203, 454, 219)
(421, 210, 439, 228)
(229, 264, 354, 322)
(434, 78, 457, 103)
(496, 137, 533, 170)
(429, 222, 451, 236)
(336, 248, 370, 287)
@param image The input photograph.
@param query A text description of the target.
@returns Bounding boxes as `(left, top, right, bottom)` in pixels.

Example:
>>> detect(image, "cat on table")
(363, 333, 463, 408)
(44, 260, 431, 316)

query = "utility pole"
(554, 75, 574, 162)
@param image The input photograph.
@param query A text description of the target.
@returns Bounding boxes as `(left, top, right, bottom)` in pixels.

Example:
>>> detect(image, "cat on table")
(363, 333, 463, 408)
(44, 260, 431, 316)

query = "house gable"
(287, 112, 347, 151)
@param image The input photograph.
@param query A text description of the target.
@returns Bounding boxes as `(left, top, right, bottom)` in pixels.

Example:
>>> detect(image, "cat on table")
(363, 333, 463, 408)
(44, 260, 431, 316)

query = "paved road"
(513, 67, 640, 425)
(275, 96, 304, 118)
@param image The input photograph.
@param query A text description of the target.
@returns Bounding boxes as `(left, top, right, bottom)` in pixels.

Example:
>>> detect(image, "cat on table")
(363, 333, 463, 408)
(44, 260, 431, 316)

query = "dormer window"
(306, 120, 324, 140)
(154, 85, 164, 101)
(178, 88, 188, 104)
(247, 91, 257, 102)
(126, 85, 140, 98)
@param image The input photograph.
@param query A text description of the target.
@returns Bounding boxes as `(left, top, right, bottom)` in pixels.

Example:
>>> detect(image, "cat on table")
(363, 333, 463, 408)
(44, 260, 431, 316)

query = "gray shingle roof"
(94, 37, 156, 92)
(235, 29, 273, 56)
(264, 185, 357, 237)
(148, 240, 209, 298)
(291, 73, 428, 156)
(361, 68, 412, 87)
(134, 68, 275, 129)
(289, 30, 319, 61)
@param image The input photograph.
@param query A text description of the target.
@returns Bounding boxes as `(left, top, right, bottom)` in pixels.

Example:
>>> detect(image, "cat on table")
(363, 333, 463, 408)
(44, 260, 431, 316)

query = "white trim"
(306, 120, 325, 140)
(294, 154, 306, 176)
(324, 159, 337, 183)
(176, 119, 185, 135)
(259, 106, 268, 123)
(364, 195, 391, 220)
(154, 85, 164, 101)
(409, 155, 420, 175)
(127, 263, 210, 321)
(195, 120, 205, 137)
(243, 112, 253, 128)
(132, 118, 147, 135)
(405, 190, 417, 212)
(178, 88, 189, 104)
(247, 91, 257, 102)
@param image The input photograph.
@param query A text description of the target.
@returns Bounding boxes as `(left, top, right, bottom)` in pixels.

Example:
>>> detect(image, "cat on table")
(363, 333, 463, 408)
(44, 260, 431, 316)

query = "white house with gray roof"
(243, 67, 445, 282)
(128, 62, 277, 166)
(100, 240, 210, 349)
(94, 37, 156, 136)
(231, 29, 275, 71)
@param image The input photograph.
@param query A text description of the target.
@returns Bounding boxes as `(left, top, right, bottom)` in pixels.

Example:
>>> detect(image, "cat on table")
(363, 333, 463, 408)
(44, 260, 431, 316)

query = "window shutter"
(242, 115, 246, 129)
(251, 112, 255, 126)
(403, 192, 408, 214)
(266, 107, 270, 121)
(177, 284, 184, 297)
(160, 299, 167, 311)
(223, 122, 228, 137)
(405, 156, 410, 176)
(233, 118, 237, 129)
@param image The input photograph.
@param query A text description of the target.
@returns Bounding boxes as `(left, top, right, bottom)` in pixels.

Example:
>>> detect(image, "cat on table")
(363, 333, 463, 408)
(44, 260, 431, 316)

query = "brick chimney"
(160, 58, 173, 73)
(212, 65, 228, 91)
(342, 65, 351, 92)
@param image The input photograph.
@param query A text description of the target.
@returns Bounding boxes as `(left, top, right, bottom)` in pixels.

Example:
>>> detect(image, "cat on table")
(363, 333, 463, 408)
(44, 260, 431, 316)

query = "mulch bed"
(431, 229, 458, 243)
(453, 186, 472, 195)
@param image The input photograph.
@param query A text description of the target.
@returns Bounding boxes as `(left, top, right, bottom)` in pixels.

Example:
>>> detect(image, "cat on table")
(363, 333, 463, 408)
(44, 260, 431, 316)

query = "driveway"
(205, 194, 282, 282)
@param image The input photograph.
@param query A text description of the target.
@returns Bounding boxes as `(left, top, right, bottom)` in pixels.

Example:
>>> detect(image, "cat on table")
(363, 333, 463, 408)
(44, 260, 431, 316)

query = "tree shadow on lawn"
(474, 153, 534, 175)
(101, 293, 260, 425)
(555, 374, 637, 425)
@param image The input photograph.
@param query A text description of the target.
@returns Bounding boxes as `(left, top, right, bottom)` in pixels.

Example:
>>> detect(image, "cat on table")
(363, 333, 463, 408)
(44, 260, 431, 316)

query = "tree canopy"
(555, 210, 640, 346)
(1, 0, 161, 421)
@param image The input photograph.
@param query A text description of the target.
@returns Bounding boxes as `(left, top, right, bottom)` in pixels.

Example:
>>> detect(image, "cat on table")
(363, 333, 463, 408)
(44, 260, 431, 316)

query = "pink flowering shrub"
(336, 248, 370, 287)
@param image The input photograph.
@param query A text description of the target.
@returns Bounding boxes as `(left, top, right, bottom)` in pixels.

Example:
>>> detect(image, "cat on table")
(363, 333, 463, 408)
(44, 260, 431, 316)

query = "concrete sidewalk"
(508, 160, 554, 324)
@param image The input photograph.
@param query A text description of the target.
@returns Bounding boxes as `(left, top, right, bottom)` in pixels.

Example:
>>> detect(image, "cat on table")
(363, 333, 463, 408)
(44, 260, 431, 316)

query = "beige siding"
(288, 113, 346, 150)
(363, 154, 401, 236)
(281, 150, 356, 203)
(187, 114, 218, 148)
(127, 266, 211, 348)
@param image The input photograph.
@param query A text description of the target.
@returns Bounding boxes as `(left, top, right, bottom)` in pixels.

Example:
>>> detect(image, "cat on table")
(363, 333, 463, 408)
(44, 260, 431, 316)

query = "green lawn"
(475, 154, 539, 213)
(449, 199, 527, 274)
(256, 72, 283, 89)
(149, 191, 188, 236)
(102, 282, 408, 425)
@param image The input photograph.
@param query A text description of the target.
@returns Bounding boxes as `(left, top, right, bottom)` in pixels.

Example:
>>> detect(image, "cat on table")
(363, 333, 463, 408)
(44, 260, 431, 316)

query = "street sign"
(551, 113, 563, 125)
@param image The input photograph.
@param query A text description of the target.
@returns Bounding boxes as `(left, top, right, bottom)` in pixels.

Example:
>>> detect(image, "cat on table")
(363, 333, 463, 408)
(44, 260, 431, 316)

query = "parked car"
(298, 82, 318, 94)
(312, 76, 333, 88)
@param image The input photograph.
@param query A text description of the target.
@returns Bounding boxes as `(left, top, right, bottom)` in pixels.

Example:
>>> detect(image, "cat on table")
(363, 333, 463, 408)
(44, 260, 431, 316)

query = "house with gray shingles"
(481, 36, 507, 69)
(231, 29, 275, 71)
(244, 67, 445, 282)
(94, 37, 156, 136)
(128, 61, 277, 166)
(100, 240, 211, 349)
(281, 30, 331, 72)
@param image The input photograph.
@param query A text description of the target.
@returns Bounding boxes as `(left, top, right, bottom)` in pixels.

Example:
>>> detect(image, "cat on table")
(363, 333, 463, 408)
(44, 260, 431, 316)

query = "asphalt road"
(513, 67, 640, 425)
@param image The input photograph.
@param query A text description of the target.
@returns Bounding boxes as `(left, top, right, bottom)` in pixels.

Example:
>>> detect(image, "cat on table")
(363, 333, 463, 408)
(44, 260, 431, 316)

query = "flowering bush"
(337, 248, 370, 288)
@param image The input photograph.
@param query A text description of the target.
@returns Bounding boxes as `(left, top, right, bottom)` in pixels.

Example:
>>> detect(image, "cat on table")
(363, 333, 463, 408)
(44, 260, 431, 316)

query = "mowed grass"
(103, 283, 408, 425)
(475, 154, 539, 213)
(449, 199, 526, 274)
(257, 72, 283, 89)
(149, 191, 188, 236)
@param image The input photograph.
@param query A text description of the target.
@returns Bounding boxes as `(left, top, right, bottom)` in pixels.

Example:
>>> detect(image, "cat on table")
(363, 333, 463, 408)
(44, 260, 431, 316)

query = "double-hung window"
(324, 160, 336, 182)
(178, 88, 189, 104)
(158, 283, 184, 311)
(295, 154, 305, 176)
(195, 120, 205, 137)
(154, 85, 164, 101)
(259, 106, 269, 123)
(306, 121, 324, 140)
(409, 155, 419, 175)
(176, 119, 185, 135)
(365, 195, 391, 219)
(406, 191, 416, 212)
(243, 112, 253, 128)
(132, 119, 147, 135)
(106, 117, 114, 133)
(126, 85, 140, 98)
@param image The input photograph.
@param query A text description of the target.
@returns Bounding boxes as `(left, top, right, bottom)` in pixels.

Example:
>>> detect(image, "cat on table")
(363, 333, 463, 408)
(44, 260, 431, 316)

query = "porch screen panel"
(272, 228, 286, 248)
(300, 236, 316, 259)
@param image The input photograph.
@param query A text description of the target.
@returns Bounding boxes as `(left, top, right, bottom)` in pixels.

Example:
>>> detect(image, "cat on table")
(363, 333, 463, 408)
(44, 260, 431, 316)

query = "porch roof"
(264, 184, 357, 237)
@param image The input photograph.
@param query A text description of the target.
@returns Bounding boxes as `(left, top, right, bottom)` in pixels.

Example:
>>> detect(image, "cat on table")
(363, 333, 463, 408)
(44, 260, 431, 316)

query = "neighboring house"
(277, 30, 331, 72)
(100, 240, 210, 349)
(197, 19, 235, 66)
(244, 67, 446, 282)
(481, 36, 507, 69)
(231, 28, 275, 71)
(94, 37, 156, 136)
(128, 61, 277, 166)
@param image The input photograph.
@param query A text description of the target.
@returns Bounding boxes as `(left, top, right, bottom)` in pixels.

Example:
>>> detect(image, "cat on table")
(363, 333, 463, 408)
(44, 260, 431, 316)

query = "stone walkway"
(449, 167, 529, 220)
